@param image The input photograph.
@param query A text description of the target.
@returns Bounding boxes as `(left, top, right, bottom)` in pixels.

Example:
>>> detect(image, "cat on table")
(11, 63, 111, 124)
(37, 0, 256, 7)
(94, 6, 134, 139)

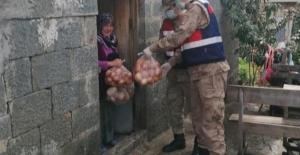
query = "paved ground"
(131, 103, 300, 155)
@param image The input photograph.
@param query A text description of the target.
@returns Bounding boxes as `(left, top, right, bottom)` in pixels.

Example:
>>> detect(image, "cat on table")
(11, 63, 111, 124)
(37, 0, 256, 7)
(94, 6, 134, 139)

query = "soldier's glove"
(143, 47, 153, 58)
(161, 62, 172, 77)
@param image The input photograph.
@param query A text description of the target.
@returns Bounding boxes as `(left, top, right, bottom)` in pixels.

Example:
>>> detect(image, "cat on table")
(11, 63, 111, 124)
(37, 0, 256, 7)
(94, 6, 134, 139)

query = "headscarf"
(97, 13, 118, 49)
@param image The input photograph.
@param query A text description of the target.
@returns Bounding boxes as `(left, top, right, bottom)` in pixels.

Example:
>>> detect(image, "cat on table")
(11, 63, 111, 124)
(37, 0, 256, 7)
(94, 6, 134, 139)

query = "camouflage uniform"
(156, 23, 191, 135)
(149, 2, 230, 155)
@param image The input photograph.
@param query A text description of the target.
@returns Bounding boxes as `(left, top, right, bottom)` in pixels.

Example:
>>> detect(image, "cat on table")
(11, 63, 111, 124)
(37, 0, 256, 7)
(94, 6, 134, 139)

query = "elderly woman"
(98, 13, 122, 154)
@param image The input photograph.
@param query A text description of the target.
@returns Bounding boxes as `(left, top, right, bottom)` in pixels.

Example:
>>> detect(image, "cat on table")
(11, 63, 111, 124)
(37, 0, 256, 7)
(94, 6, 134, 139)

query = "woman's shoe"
(100, 147, 107, 154)
(110, 139, 118, 146)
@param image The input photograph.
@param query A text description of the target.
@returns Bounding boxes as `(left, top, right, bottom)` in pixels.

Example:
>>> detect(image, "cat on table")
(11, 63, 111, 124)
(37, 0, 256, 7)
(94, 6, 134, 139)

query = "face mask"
(175, 0, 186, 9)
(165, 9, 177, 19)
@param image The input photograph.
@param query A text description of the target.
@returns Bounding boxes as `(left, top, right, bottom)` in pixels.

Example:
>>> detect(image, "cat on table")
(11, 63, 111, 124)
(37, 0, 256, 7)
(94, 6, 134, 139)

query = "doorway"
(98, 0, 141, 150)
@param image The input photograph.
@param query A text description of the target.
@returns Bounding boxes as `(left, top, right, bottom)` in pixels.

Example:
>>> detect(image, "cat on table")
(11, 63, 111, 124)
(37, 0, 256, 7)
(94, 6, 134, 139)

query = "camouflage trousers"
(190, 71, 228, 155)
(166, 69, 191, 134)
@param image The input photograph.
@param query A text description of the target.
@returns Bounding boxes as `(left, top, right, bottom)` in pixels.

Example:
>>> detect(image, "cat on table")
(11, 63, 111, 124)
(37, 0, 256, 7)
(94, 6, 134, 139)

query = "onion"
(105, 70, 112, 77)
(118, 79, 125, 85)
(141, 79, 147, 85)
(147, 77, 154, 84)
(110, 96, 116, 103)
(107, 77, 112, 83)
(141, 71, 148, 78)
(123, 91, 130, 101)
(107, 87, 117, 96)
(134, 73, 142, 81)
(155, 68, 162, 76)
(141, 63, 149, 70)
(112, 75, 119, 82)
(115, 68, 122, 74)
(153, 76, 159, 82)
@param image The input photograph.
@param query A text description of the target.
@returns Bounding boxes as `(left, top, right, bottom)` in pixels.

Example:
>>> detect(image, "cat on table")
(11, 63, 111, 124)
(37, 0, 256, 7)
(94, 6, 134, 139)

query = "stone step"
(104, 130, 147, 155)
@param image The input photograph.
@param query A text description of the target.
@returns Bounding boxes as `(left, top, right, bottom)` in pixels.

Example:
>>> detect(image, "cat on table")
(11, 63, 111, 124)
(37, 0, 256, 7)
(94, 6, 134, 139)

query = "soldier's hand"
(161, 62, 172, 77)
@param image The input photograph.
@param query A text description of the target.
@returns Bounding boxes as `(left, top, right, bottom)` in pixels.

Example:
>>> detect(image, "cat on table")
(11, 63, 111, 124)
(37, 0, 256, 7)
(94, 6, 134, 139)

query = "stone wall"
(213, 0, 239, 84)
(136, 0, 169, 141)
(0, 0, 100, 154)
(136, 0, 238, 141)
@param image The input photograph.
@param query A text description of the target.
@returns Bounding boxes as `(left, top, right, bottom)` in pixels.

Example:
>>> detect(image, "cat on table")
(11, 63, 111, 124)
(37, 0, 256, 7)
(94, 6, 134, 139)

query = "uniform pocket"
(200, 74, 225, 99)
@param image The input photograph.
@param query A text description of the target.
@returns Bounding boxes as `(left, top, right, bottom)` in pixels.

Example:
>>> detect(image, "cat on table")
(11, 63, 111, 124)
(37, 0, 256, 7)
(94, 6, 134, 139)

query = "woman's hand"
(108, 59, 123, 67)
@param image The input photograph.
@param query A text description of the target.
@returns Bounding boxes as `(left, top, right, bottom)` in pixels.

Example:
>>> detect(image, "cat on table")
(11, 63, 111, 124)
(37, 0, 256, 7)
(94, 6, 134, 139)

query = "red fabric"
(207, 5, 214, 14)
(259, 45, 274, 86)
(161, 19, 181, 52)
(182, 30, 202, 44)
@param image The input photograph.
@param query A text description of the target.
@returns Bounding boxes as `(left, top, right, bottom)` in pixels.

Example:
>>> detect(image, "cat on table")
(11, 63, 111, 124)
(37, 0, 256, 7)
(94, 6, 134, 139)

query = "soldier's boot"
(191, 136, 199, 155)
(162, 134, 186, 152)
(198, 147, 209, 155)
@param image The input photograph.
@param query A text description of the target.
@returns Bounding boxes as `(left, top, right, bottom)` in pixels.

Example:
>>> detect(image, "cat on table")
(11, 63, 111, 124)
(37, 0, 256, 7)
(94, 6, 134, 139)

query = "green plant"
(221, 0, 295, 86)
(291, 2, 300, 65)
(238, 68, 249, 85)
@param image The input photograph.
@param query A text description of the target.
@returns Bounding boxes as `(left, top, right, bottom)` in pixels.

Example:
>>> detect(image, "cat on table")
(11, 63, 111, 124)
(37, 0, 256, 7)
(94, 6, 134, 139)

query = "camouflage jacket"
(150, 2, 230, 80)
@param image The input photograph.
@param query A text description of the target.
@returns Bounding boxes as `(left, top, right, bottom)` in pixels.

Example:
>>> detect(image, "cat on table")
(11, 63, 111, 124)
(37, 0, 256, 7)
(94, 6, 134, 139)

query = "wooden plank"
(226, 85, 300, 108)
(272, 72, 300, 79)
(243, 122, 300, 138)
(229, 114, 300, 126)
(283, 84, 300, 90)
(272, 64, 300, 72)
(238, 89, 244, 155)
(283, 84, 300, 119)
(114, 0, 131, 69)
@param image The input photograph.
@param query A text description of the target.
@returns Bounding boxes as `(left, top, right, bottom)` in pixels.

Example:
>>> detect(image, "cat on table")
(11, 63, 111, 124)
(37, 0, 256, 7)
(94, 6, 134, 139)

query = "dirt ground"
(131, 103, 300, 155)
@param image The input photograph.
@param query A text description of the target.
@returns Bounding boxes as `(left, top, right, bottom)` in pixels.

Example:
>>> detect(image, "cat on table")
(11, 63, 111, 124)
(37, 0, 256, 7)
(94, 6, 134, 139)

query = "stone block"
(83, 17, 97, 46)
(55, 18, 83, 51)
(0, 0, 59, 20)
(52, 81, 80, 117)
(152, 0, 164, 17)
(8, 20, 43, 59)
(147, 98, 168, 126)
(0, 76, 6, 117)
(57, 0, 98, 16)
(78, 74, 99, 106)
(6, 18, 84, 53)
(0, 0, 35, 20)
(138, 18, 146, 40)
(145, 19, 160, 39)
(37, 18, 60, 53)
(7, 128, 41, 155)
(9, 90, 52, 137)
(72, 103, 100, 136)
(0, 140, 8, 155)
(32, 50, 71, 90)
(85, 129, 101, 155)
(58, 128, 101, 155)
(4, 58, 32, 101)
(58, 140, 79, 155)
(0, 0, 97, 20)
(40, 117, 72, 155)
(70, 46, 98, 78)
(147, 114, 169, 141)
(0, 115, 11, 140)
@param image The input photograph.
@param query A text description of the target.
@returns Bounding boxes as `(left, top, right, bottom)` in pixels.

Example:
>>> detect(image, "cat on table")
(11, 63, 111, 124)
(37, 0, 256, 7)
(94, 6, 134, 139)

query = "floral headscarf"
(97, 13, 118, 49)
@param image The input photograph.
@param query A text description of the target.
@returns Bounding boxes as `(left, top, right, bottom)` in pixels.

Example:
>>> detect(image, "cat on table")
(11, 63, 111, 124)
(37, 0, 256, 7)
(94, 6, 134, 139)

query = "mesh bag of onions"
(106, 83, 135, 105)
(105, 66, 133, 87)
(133, 55, 162, 85)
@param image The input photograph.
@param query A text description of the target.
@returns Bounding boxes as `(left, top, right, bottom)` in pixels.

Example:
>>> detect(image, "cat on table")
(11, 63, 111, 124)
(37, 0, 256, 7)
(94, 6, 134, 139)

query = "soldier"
(142, 0, 230, 155)
(155, 2, 199, 154)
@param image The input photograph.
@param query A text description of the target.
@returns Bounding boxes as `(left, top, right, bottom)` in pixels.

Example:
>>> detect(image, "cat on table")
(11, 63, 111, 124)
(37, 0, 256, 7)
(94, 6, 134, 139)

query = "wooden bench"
(226, 85, 300, 155)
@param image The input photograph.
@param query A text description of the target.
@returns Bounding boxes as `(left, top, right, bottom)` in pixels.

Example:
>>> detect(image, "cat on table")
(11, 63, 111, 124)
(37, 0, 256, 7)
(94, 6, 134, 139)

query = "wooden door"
(98, 0, 143, 131)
